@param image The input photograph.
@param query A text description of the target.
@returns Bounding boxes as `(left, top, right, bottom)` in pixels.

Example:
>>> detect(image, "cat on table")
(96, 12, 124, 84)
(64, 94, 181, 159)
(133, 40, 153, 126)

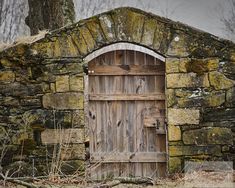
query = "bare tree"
(0, 0, 29, 43)
(26, 0, 75, 35)
(220, 0, 235, 41)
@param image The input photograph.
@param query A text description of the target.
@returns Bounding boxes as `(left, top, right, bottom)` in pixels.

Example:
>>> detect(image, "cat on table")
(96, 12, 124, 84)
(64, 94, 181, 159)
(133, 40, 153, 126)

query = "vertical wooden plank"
(96, 101, 102, 152)
(157, 163, 167, 177)
(88, 101, 97, 153)
(107, 101, 113, 152)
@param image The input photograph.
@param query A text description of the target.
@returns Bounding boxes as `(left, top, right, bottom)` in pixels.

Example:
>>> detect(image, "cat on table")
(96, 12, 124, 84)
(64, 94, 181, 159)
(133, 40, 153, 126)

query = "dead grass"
(0, 170, 234, 188)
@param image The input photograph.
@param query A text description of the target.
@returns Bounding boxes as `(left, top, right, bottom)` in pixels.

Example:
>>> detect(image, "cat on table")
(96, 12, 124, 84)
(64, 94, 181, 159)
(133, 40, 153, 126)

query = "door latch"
(152, 119, 160, 129)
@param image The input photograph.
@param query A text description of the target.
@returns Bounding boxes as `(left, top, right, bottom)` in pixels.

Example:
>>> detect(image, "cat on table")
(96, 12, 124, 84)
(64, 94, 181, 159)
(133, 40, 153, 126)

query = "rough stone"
(72, 110, 84, 127)
(186, 58, 219, 74)
(221, 61, 235, 80)
(41, 128, 84, 144)
(207, 127, 233, 145)
(209, 71, 234, 90)
(85, 17, 105, 45)
(168, 125, 181, 141)
(166, 89, 176, 107)
(23, 109, 73, 129)
(168, 108, 200, 125)
(112, 9, 145, 42)
(177, 90, 226, 107)
(99, 14, 116, 42)
(0, 71, 15, 83)
(166, 58, 180, 73)
(141, 18, 157, 46)
(79, 26, 96, 52)
(20, 97, 41, 107)
(167, 73, 210, 88)
(45, 61, 84, 75)
(203, 108, 235, 122)
(0, 83, 43, 97)
(69, 75, 83, 91)
(167, 33, 190, 57)
(153, 22, 166, 50)
(43, 92, 84, 109)
(168, 157, 182, 173)
(169, 145, 222, 156)
(226, 87, 235, 106)
(56, 75, 70, 92)
(183, 127, 233, 145)
(2, 97, 19, 106)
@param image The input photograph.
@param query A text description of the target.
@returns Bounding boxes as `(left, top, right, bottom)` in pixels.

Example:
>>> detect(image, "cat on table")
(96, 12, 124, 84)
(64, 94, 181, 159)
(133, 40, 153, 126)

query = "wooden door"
(87, 50, 166, 179)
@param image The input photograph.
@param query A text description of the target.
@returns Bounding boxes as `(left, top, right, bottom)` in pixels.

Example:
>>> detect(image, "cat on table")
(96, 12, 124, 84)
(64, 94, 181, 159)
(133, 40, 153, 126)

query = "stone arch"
(22, 7, 234, 61)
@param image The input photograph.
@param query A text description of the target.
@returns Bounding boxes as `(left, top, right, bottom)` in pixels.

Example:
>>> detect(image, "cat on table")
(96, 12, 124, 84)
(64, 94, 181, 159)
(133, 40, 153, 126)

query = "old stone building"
(0, 7, 234, 178)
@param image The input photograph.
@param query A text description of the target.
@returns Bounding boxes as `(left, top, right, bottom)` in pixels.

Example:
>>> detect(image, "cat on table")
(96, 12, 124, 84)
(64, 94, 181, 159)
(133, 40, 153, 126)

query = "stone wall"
(166, 57, 235, 173)
(0, 57, 85, 176)
(0, 7, 234, 177)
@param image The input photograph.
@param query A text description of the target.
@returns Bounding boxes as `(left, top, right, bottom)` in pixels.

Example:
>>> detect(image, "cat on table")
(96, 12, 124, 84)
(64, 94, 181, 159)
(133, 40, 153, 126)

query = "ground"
(0, 171, 234, 188)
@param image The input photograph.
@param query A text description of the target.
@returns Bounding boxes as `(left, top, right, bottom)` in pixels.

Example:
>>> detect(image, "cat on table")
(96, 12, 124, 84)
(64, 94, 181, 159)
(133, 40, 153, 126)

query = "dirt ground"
(0, 171, 234, 188)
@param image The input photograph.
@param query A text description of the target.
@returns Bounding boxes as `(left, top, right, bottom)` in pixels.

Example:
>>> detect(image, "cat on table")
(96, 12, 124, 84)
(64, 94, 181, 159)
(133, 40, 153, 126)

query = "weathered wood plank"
(88, 65, 165, 75)
(90, 152, 167, 163)
(89, 94, 165, 101)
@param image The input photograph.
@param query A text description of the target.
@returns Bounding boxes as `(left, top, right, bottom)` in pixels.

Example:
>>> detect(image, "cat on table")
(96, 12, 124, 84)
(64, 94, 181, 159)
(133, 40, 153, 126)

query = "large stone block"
(209, 71, 234, 90)
(45, 61, 84, 75)
(207, 127, 233, 145)
(41, 128, 84, 144)
(111, 9, 145, 42)
(69, 75, 83, 91)
(226, 87, 235, 106)
(166, 73, 210, 88)
(0, 71, 15, 83)
(168, 157, 182, 173)
(166, 58, 180, 73)
(167, 33, 190, 57)
(99, 14, 116, 42)
(23, 109, 73, 129)
(168, 125, 181, 141)
(85, 17, 105, 45)
(141, 18, 157, 46)
(183, 127, 233, 145)
(0, 83, 43, 97)
(79, 26, 96, 52)
(169, 145, 222, 157)
(203, 108, 235, 122)
(72, 110, 84, 127)
(177, 90, 225, 107)
(166, 89, 176, 107)
(221, 61, 235, 80)
(168, 108, 200, 125)
(42, 92, 84, 110)
(185, 58, 219, 74)
(56, 75, 70, 92)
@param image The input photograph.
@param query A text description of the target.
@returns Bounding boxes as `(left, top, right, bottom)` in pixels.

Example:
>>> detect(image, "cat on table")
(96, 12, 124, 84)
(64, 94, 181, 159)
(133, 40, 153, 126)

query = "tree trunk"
(25, 0, 75, 35)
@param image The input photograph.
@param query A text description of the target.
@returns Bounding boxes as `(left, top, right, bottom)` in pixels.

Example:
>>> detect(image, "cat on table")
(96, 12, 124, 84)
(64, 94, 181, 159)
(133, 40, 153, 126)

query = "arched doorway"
(86, 48, 166, 179)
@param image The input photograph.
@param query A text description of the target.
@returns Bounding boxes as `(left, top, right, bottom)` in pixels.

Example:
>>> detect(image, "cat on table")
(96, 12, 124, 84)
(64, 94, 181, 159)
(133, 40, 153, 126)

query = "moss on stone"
(168, 157, 182, 174)
(209, 71, 234, 90)
(186, 59, 218, 75)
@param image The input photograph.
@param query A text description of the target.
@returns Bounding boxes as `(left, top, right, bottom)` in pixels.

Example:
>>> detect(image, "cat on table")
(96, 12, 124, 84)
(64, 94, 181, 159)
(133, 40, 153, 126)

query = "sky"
(74, 0, 232, 41)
